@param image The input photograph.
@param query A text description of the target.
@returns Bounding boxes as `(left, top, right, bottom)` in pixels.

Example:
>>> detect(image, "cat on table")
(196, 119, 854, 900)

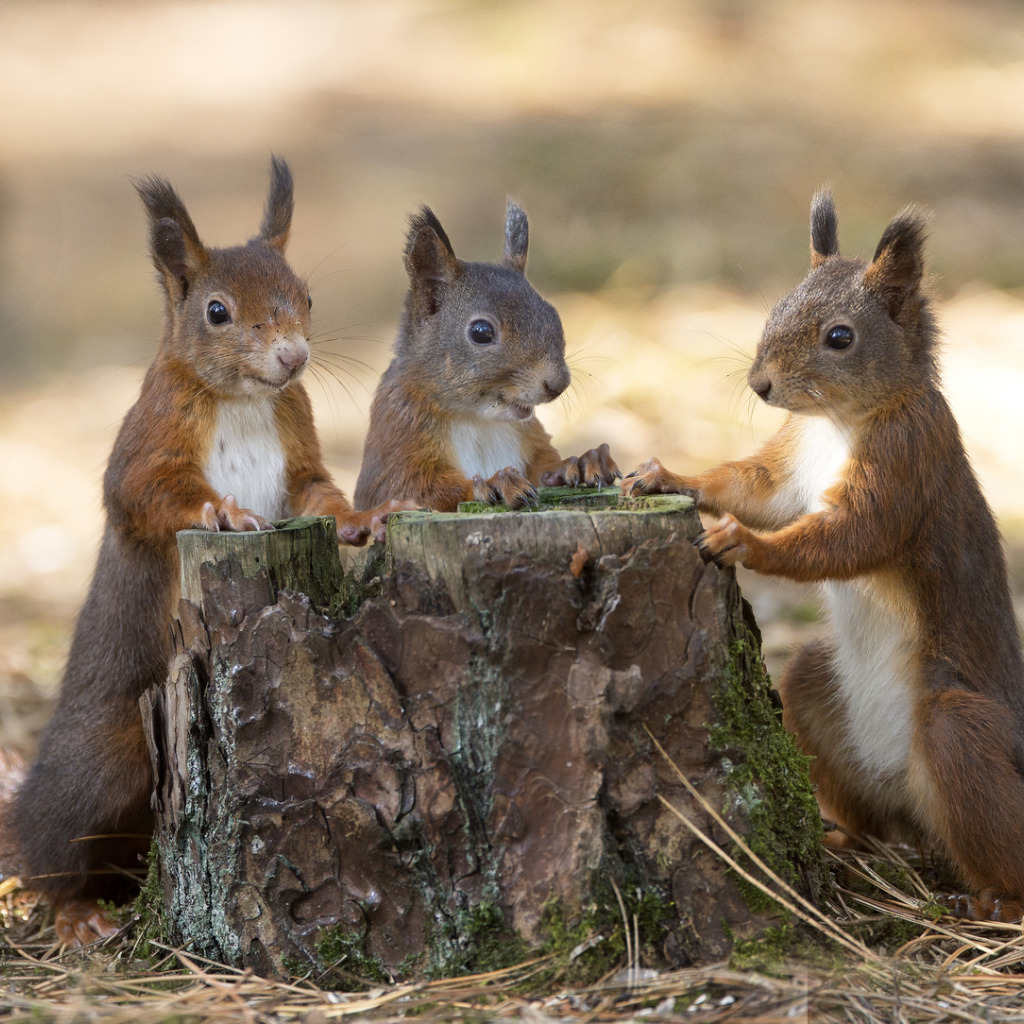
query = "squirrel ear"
(810, 188, 839, 269)
(503, 200, 529, 275)
(133, 174, 208, 301)
(404, 208, 460, 315)
(863, 207, 928, 318)
(258, 155, 293, 252)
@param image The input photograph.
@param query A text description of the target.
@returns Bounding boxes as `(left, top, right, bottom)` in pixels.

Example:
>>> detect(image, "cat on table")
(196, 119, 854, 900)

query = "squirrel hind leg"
(53, 897, 121, 948)
(935, 891, 1024, 924)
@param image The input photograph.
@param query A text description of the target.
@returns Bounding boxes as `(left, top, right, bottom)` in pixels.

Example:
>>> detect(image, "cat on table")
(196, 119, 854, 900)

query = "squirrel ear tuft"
(259, 155, 293, 252)
(404, 207, 460, 316)
(503, 200, 529, 274)
(133, 174, 208, 300)
(810, 188, 839, 269)
(863, 207, 928, 318)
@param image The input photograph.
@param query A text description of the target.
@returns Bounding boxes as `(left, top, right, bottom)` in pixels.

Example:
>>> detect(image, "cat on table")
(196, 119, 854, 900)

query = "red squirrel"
(10, 158, 401, 947)
(624, 190, 1024, 921)
(353, 201, 619, 511)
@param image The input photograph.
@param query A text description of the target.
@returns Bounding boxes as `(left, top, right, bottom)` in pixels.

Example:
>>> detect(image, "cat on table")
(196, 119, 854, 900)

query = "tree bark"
(144, 490, 825, 981)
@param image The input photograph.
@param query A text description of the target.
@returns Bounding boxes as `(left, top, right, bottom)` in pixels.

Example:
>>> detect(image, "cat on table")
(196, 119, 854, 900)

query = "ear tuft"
(810, 187, 839, 269)
(503, 199, 529, 274)
(863, 206, 929, 318)
(259, 155, 294, 251)
(132, 174, 207, 297)
(404, 207, 460, 316)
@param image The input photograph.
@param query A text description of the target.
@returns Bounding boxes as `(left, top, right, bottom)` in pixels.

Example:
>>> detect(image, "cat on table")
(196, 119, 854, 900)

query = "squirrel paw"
(201, 495, 274, 533)
(473, 467, 537, 509)
(54, 898, 122, 948)
(936, 892, 1024, 923)
(336, 500, 417, 546)
(621, 457, 694, 498)
(696, 514, 751, 568)
(542, 443, 621, 489)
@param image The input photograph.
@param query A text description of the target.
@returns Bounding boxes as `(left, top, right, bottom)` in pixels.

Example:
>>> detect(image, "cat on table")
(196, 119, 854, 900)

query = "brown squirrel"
(353, 201, 619, 511)
(624, 190, 1024, 921)
(10, 158, 401, 947)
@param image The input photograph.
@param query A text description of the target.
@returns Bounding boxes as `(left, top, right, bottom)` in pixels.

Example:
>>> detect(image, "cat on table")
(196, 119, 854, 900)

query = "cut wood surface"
(144, 489, 825, 981)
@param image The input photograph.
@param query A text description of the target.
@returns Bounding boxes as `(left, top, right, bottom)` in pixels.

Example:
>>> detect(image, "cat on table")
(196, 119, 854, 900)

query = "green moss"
(709, 635, 826, 914)
(313, 924, 391, 991)
(127, 843, 172, 963)
(532, 875, 675, 986)
(422, 901, 529, 980)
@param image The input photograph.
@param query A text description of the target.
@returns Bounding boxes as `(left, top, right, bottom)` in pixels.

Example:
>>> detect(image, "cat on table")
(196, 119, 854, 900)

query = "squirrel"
(353, 201, 619, 512)
(623, 189, 1024, 922)
(9, 157, 403, 947)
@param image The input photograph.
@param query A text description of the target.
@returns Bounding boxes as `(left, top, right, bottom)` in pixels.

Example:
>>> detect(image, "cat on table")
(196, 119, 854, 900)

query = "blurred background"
(2, 0, 1024, 753)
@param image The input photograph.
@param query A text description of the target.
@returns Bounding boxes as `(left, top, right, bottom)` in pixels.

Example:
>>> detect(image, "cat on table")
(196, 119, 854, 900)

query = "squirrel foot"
(936, 892, 1024, 923)
(201, 495, 274, 533)
(621, 457, 695, 498)
(336, 500, 416, 546)
(473, 467, 537, 509)
(54, 897, 121, 948)
(542, 443, 620, 489)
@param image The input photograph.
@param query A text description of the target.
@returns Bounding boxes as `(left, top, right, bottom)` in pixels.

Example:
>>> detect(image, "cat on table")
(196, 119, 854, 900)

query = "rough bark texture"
(144, 490, 825, 982)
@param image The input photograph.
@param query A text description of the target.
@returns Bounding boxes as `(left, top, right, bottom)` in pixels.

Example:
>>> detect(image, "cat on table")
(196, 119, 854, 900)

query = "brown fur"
(11, 158, 399, 947)
(354, 202, 618, 511)
(624, 190, 1024, 918)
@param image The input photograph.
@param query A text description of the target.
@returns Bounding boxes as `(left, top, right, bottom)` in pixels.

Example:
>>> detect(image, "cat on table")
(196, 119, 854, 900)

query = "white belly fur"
(449, 418, 528, 480)
(769, 415, 853, 521)
(204, 398, 287, 520)
(823, 576, 916, 783)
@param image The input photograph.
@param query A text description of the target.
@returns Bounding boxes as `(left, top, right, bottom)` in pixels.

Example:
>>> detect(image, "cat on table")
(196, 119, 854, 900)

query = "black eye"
(307, 293, 313, 311)
(825, 324, 854, 350)
(207, 300, 231, 326)
(467, 319, 496, 345)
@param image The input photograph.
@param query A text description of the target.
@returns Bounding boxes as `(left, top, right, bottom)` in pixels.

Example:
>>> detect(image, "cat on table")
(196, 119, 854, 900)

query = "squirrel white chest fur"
(448, 418, 528, 480)
(204, 397, 287, 520)
(780, 414, 916, 787)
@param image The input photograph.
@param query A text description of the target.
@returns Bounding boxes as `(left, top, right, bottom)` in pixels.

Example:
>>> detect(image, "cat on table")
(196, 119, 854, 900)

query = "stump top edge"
(176, 515, 332, 542)
(412, 486, 694, 523)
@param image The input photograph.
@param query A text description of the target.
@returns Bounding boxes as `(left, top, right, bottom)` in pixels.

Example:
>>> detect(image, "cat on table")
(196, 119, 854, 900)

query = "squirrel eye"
(825, 324, 854, 350)
(467, 318, 496, 345)
(307, 293, 313, 311)
(206, 300, 231, 326)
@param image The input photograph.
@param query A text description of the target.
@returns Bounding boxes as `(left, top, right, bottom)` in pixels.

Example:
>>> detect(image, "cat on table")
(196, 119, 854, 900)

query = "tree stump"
(143, 491, 825, 982)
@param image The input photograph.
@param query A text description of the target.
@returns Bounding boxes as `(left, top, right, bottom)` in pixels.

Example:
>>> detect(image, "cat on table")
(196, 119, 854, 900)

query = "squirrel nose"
(542, 363, 571, 400)
(749, 373, 772, 402)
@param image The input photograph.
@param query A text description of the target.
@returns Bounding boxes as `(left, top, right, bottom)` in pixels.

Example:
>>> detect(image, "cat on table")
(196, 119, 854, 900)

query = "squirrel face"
(398, 203, 570, 420)
(134, 157, 312, 396)
(748, 190, 932, 424)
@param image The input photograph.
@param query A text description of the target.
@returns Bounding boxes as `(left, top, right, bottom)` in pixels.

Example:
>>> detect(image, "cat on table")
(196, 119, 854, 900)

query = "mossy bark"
(144, 489, 826, 981)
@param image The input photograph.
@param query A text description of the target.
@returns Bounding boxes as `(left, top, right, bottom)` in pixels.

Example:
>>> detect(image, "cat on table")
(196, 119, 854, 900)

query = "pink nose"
(277, 340, 309, 374)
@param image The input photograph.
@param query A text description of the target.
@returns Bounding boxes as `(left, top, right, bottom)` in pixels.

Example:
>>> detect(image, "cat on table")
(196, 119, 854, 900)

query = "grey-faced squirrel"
(354, 201, 619, 511)
(625, 190, 1024, 921)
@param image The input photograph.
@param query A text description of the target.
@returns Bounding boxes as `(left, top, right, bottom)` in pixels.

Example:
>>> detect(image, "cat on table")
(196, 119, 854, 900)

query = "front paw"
(696, 514, 750, 567)
(473, 467, 537, 509)
(337, 500, 418, 546)
(621, 457, 694, 498)
(542, 443, 621, 488)
(200, 495, 274, 533)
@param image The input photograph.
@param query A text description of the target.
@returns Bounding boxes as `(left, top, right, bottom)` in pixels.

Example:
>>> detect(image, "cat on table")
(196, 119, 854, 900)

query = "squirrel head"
(397, 200, 570, 420)
(134, 156, 312, 396)
(748, 188, 935, 423)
